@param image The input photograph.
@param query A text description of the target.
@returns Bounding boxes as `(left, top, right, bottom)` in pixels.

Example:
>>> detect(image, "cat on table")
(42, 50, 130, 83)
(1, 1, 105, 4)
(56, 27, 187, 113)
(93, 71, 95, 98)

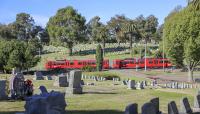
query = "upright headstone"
(150, 97, 161, 114)
(122, 80, 127, 85)
(0, 80, 8, 100)
(54, 75, 68, 87)
(141, 102, 156, 114)
(140, 82, 144, 89)
(127, 80, 136, 89)
(136, 82, 141, 90)
(66, 70, 82, 94)
(180, 97, 193, 114)
(34, 71, 44, 80)
(46, 75, 52, 80)
(194, 95, 200, 108)
(10, 73, 25, 99)
(168, 101, 179, 114)
(80, 80, 84, 86)
(39, 86, 48, 94)
(125, 103, 138, 114)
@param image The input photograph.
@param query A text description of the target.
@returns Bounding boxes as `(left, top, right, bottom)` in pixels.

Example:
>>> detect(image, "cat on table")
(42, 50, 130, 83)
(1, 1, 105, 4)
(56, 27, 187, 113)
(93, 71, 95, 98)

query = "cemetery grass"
(82, 71, 148, 81)
(0, 76, 198, 114)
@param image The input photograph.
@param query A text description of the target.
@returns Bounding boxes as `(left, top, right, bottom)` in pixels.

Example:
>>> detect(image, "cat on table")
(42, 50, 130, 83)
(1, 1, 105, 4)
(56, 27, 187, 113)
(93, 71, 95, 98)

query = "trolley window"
(149, 61, 153, 64)
(70, 62, 74, 65)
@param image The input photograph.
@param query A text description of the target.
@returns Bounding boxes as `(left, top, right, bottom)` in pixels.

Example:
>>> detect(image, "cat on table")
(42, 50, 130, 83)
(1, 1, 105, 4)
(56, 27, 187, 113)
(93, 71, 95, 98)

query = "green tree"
(0, 40, 40, 72)
(139, 15, 158, 71)
(11, 13, 35, 40)
(107, 15, 128, 45)
(121, 20, 138, 56)
(47, 6, 86, 56)
(0, 24, 15, 39)
(96, 44, 103, 71)
(96, 25, 109, 56)
(163, 5, 200, 82)
(86, 16, 101, 43)
(188, 0, 200, 10)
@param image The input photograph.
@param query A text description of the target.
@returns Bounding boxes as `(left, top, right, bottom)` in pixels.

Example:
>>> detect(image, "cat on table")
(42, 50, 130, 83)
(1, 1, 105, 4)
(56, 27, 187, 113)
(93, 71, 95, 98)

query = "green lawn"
(0, 75, 198, 114)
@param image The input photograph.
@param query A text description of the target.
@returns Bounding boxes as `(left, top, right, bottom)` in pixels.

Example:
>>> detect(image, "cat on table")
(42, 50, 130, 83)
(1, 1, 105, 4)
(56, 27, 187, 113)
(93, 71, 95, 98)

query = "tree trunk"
(129, 35, 133, 50)
(68, 42, 73, 56)
(188, 68, 194, 82)
(118, 41, 121, 47)
(129, 35, 133, 57)
(102, 39, 105, 57)
(68, 48, 72, 56)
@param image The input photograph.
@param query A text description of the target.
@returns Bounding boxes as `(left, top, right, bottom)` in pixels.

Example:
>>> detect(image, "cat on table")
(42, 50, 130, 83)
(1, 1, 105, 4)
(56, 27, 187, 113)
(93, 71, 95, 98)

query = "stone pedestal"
(66, 70, 82, 94)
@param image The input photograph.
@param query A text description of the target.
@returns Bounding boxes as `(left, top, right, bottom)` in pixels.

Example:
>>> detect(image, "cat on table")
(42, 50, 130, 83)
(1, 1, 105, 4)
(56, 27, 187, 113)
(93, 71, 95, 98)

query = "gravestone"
(80, 80, 84, 86)
(39, 86, 48, 94)
(141, 102, 156, 114)
(127, 80, 136, 89)
(54, 75, 68, 87)
(180, 97, 193, 114)
(194, 95, 200, 108)
(136, 82, 141, 90)
(94, 76, 98, 81)
(150, 97, 161, 114)
(0, 80, 8, 100)
(66, 70, 82, 94)
(168, 101, 179, 114)
(195, 78, 200, 83)
(140, 82, 144, 89)
(34, 71, 44, 80)
(46, 76, 52, 80)
(10, 73, 25, 99)
(122, 80, 127, 85)
(125, 103, 138, 114)
(24, 89, 66, 114)
(12, 68, 20, 75)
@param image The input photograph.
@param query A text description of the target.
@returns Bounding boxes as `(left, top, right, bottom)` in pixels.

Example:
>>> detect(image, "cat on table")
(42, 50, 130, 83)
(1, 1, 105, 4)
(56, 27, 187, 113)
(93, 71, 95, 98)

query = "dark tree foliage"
(47, 6, 86, 56)
(96, 44, 103, 71)
(0, 40, 41, 73)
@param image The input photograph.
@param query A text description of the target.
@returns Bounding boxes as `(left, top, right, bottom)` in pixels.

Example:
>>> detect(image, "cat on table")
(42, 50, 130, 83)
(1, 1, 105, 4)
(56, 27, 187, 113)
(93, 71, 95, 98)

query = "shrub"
(82, 65, 95, 72)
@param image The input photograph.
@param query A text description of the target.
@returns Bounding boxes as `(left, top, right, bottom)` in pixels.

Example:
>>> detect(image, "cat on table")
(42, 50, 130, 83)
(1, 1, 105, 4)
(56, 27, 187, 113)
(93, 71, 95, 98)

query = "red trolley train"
(45, 58, 172, 70)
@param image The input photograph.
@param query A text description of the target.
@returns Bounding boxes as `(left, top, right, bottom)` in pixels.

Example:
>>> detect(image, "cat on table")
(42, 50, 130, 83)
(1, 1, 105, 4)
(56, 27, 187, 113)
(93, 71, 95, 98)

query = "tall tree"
(107, 15, 128, 45)
(96, 44, 103, 71)
(0, 40, 40, 72)
(47, 6, 86, 56)
(0, 24, 15, 39)
(121, 20, 138, 56)
(86, 16, 101, 43)
(96, 25, 109, 56)
(11, 13, 35, 40)
(139, 15, 158, 71)
(163, 5, 200, 82)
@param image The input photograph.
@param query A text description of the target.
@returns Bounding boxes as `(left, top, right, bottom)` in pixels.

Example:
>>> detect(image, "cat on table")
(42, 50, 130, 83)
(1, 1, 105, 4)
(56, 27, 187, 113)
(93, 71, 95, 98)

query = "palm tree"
(121, 21, 138, 57)
(97, 25, 108, 57)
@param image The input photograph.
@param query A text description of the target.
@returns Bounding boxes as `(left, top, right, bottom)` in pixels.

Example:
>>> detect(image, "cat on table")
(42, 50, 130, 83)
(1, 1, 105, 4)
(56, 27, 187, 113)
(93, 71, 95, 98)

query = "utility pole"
(163, 36, 165, 72)
(145, 40, 147, 71)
